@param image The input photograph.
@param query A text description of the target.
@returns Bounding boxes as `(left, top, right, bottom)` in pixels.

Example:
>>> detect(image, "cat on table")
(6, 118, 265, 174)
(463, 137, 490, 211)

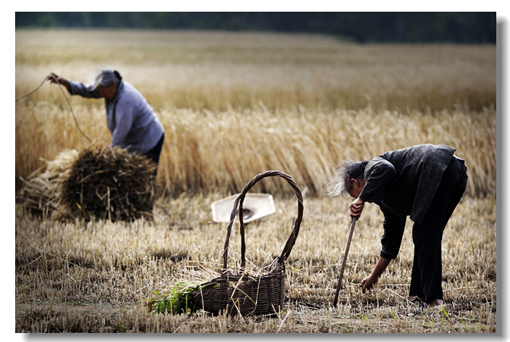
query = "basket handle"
(222, 170, 304, 270)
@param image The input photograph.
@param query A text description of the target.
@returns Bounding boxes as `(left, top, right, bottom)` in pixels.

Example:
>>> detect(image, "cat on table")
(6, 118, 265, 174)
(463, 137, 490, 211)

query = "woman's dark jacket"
(358, 144, 458, 259)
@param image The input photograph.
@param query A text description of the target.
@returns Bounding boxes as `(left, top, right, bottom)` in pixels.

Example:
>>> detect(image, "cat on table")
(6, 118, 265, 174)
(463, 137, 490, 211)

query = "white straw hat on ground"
(211, 193, 276, 223)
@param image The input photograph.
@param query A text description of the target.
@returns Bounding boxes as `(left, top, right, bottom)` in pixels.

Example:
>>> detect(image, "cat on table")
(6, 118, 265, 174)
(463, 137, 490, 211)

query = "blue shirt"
(67, 80, 164, 154)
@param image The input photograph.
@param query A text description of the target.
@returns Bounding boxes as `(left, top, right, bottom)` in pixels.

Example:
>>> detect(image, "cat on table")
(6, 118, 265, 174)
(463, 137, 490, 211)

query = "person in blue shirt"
(47, 69, 165, 175)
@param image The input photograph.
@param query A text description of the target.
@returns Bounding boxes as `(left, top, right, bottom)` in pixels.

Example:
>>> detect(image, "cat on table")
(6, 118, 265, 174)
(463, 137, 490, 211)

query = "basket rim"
(221, 170, 304, 270)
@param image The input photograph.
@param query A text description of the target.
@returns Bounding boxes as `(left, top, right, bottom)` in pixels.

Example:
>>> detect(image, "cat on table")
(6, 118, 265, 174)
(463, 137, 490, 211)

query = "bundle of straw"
(60, 144, 157, 221)
(19, 149, 79, 217)
(20, 144, 157, 222)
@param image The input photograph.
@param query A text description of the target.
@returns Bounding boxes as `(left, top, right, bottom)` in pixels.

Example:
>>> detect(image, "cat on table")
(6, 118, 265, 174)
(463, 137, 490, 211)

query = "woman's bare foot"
(425, 298, 444, 307)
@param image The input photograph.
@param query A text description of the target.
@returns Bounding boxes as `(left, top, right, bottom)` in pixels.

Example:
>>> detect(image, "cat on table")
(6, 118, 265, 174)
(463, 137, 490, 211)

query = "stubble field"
(15, 29, 497, 333)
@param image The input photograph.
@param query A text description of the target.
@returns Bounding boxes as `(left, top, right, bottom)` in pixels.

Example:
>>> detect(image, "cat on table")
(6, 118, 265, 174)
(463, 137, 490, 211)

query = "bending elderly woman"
(47, 69, 165, 175)
(328, 144, 468, 308)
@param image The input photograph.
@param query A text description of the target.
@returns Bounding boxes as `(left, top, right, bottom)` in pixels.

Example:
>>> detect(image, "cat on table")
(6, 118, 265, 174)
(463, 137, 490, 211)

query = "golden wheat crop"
(16, 103, 496, 197)
(15, 29, 497, 333)
(15, 30, 496, 197)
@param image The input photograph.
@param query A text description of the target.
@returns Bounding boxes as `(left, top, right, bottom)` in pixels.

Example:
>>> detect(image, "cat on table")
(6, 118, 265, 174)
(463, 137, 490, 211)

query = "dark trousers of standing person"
(409, 156, 468, 302)
(143, 133, 165, 176)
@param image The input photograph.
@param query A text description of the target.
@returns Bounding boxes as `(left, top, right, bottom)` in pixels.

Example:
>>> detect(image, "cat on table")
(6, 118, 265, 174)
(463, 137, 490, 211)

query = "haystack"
(19, 149, 79, 217)
(20, 144, 157, 222)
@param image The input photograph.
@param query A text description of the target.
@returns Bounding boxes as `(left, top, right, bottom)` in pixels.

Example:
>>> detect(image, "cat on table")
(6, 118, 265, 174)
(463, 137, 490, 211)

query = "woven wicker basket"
(192, 170, 303, 316)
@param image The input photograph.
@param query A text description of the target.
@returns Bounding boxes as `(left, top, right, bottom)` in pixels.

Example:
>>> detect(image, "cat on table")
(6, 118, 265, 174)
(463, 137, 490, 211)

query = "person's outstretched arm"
(47, 73, 101, 98)
(361, 256, 391, 292)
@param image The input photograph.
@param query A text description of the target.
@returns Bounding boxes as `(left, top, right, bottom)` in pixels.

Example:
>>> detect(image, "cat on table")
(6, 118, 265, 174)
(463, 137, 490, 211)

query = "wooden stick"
(333, 217, 357, 307)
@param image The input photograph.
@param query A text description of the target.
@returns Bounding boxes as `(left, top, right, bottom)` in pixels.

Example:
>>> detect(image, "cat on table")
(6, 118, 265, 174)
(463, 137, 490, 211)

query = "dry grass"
(15, 194, 496, 333)
(15, 29, 497, 333)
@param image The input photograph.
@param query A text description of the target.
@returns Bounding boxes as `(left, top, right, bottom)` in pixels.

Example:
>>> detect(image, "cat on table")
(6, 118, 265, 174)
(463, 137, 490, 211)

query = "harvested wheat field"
(15, 29, 497, 333)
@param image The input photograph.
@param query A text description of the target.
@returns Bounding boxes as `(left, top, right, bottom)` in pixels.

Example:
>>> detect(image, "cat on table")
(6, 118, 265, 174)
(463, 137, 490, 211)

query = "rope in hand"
(16, 74, 92, 143)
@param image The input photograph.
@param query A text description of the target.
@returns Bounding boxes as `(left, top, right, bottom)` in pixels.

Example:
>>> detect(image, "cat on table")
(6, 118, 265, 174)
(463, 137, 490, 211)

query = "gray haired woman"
(328, 144, 468, 308)
(47, 69, 165, 175)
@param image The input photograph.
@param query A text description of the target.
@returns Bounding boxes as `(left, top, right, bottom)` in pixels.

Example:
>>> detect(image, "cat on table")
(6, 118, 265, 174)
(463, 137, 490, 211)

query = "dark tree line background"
(16, 12, 496, 43)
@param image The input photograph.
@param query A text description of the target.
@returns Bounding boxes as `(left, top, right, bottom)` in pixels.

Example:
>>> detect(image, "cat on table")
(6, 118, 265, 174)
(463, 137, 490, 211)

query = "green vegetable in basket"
(149, 281, 201, 315)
